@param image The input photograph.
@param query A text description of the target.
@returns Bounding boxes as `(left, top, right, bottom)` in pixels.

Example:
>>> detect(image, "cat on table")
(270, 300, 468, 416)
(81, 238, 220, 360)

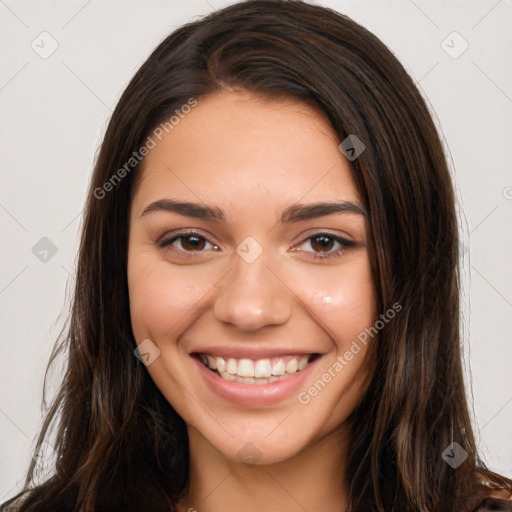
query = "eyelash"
(156, 230, 357, 261)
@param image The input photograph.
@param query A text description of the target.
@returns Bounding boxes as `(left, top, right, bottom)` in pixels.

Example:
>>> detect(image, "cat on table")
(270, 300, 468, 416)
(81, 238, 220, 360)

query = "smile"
(196, 353, 318, 385)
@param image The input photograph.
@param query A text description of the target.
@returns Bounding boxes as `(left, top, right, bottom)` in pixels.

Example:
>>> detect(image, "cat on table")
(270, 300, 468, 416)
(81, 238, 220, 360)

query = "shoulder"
(473, 472, 512, 511)
(0, 491, 30, 512)
(0, 496, 20, 511)
(1, 499, 21, 511)
(474, 496, 512, 511)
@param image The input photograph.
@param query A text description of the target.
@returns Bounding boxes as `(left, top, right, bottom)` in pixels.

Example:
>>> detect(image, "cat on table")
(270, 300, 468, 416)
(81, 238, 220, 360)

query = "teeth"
(199, 353, 313, 383)
(298, 355, 308, 370)
(216, 356, 226, 372)
(285, 359, 298, 374)
(218, 372, 286, 385)
(237, 359, 254, 377)
(271, 359, 286, 376)
(206, 355, 216, 370)
(254, 359, 272, 378)
(226, 358, 237, 375)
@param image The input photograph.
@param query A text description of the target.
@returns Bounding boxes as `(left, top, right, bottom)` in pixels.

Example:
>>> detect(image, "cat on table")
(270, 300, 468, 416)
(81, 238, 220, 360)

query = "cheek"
(289, 258, 378, 348)
(127, 254, 213, 342)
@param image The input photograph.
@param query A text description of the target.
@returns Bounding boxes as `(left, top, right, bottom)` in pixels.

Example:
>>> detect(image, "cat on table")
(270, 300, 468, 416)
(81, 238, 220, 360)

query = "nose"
(213, 255, 294, 332)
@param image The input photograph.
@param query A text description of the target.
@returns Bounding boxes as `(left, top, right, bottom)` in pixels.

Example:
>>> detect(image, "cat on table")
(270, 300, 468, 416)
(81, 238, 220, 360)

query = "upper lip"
(189, 345, 322, 360)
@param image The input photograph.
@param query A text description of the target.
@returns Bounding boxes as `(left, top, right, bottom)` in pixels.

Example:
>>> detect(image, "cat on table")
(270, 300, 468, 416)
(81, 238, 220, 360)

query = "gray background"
(1, 0, 511, 500)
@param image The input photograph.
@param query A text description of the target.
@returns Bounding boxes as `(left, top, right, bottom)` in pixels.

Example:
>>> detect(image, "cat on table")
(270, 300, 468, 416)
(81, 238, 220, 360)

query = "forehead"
(131, 90, 361, 217)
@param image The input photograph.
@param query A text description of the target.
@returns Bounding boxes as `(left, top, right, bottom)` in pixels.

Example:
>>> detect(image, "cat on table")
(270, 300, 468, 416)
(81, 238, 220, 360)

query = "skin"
(127, 90, 378, 511)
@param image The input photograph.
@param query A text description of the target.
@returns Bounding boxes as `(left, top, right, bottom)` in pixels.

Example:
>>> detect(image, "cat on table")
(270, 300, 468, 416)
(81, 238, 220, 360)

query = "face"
(127, 90, 378, 465)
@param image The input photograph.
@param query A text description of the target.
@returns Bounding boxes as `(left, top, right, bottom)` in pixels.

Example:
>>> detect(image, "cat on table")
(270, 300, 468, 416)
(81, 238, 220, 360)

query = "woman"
(2, 1, 511, 510)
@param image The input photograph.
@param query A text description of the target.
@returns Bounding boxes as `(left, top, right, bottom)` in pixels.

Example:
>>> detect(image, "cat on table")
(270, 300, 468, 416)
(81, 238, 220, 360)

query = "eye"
(157, 230, 219, 253)
(156, 230, 358, 261)
(294, 233, 357, 260)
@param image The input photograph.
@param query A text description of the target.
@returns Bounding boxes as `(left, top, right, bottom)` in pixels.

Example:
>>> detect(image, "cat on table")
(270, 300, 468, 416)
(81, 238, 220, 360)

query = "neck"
(177, 426, 349, 512)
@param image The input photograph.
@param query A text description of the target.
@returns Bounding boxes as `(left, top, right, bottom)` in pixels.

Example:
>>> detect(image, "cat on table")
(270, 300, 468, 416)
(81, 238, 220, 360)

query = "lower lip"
(192, 356, 321, 407)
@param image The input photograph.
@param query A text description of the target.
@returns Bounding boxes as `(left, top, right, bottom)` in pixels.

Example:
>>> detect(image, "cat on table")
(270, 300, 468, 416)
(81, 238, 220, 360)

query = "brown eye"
(310, 235, 335, 252)
(157, 231, 218, 253)
(293, 232, 358, 261)
(181, 235, 206, 251)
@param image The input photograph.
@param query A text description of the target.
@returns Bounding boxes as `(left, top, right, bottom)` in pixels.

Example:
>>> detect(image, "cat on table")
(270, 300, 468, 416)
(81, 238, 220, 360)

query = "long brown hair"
(3, 1, 510, 511)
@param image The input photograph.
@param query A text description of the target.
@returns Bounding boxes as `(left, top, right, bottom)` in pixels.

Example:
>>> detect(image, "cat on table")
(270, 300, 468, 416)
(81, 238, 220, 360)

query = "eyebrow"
(140, 198, 367, 222)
